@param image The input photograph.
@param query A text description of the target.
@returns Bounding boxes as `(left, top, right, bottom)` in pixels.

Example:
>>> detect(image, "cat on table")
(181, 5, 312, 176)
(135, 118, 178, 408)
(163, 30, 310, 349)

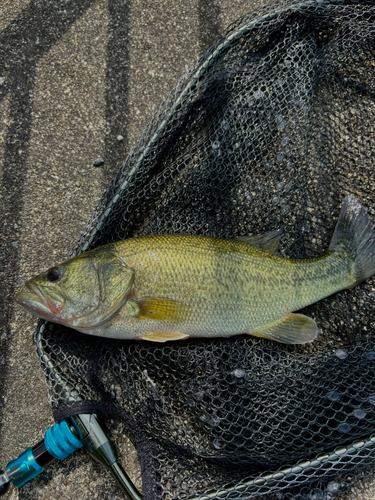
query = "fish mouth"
(15, 282, 65, 320)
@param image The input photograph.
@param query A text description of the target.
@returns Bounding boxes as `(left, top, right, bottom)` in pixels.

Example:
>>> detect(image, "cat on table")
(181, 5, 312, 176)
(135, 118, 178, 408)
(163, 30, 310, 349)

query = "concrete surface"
(0, 1, 373, 499)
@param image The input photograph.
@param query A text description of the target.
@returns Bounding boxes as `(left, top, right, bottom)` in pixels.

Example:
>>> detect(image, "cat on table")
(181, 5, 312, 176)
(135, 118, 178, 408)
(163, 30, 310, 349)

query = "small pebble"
(277, 152, 285, 163)
(335, 349, 348, 359)
(209, 416, 220, 426)
(327, 481, 341, 493)
(12, 241, 19, 247)
(338, 422, 351, 433)
(232, 368, 246, 378)
(1, 333, 6, 340)
(281, 205, 290, 216)
(275, 114, 285, 131)
(116, 135, 124, 141)
(93, 158, 104, 167)
(365, 351, 375, 360)
(327, 390, 340, 401)
(353, 409, 366, 419)
(221, 120, 229, 131)
(18, 369, 25, 374)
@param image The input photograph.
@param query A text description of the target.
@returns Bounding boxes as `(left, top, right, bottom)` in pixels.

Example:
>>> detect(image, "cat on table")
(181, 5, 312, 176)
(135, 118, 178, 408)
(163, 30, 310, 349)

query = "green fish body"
(16, 195, 375, 344)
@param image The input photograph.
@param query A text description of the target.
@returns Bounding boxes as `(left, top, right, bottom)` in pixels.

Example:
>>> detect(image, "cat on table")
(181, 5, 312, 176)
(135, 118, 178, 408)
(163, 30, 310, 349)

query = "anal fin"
(249, 313, 317, 344)
(138, 331, 189, 342)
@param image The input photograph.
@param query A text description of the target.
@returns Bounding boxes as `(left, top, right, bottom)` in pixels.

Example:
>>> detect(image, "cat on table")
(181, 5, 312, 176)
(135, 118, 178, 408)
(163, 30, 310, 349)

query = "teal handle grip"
(5, 420, 83, 489)
(7, 447, 44, 488)
(45, 420, 83, 460)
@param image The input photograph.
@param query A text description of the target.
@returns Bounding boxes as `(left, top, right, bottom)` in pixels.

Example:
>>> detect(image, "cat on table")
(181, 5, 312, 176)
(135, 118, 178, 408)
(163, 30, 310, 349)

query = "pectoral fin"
(249, 313, 317, 344)
(138, 331, 189, 342)
(136, 297, 189, 322)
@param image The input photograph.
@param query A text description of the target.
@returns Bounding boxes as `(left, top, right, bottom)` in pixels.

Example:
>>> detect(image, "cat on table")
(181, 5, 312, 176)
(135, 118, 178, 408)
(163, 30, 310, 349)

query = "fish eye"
(47, 268, 62, 283)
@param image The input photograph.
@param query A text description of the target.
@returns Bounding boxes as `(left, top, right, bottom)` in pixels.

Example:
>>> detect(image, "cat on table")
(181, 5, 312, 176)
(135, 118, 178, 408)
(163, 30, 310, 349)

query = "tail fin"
(329, 195, 375, 285)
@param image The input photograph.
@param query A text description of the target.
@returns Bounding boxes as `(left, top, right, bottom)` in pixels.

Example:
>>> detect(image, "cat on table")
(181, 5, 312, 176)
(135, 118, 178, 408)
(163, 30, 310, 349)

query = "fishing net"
(34, 0, 375, 498)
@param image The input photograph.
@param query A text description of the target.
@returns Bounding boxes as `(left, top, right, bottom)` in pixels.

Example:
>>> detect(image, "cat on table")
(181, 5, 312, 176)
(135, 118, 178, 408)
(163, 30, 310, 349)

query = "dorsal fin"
(237, 229, 283, 254)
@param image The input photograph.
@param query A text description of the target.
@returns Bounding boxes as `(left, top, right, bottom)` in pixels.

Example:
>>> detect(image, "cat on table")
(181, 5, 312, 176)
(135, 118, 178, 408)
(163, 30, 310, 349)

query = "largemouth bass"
(16, 195, 375, 344)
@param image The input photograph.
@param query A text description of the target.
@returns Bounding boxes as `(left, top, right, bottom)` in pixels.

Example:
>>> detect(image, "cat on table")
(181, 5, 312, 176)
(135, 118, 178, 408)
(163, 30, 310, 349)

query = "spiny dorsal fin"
(237, 229, 283, 254)
(249, 312, 317, 344)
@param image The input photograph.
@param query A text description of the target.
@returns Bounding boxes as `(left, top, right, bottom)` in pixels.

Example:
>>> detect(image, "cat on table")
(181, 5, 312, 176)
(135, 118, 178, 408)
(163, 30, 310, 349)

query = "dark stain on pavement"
(0, 0, 98, 465)
(199, 0, 222, 52)
(103, 0, 131, 183)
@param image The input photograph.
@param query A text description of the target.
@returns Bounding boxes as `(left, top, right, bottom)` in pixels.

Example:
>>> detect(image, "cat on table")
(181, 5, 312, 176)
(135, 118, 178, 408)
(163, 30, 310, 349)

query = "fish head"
(15, 247, 134, 330)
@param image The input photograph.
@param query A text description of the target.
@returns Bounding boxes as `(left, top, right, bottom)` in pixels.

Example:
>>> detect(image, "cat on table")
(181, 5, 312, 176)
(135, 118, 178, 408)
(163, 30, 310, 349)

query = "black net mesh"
(34, 0, 375, 498)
